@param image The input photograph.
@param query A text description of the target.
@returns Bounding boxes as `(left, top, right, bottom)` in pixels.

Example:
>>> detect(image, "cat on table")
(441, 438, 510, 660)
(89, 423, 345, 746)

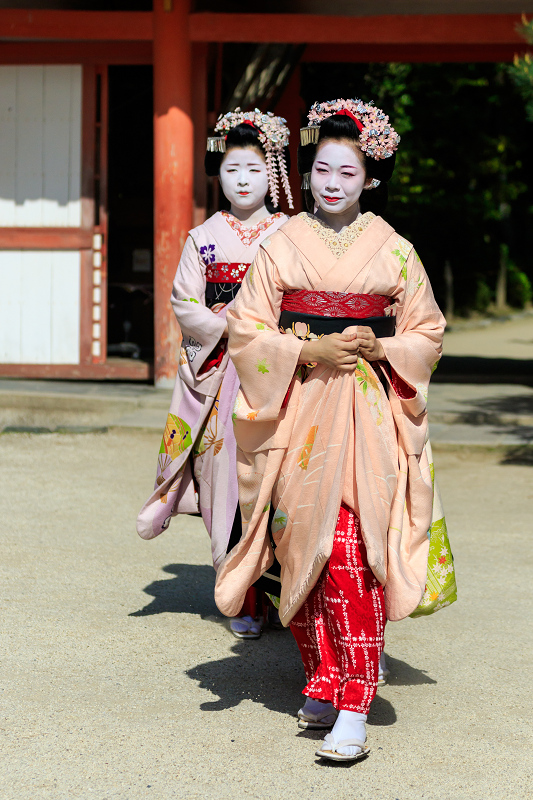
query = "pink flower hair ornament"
(207, 107, 294, 209)
(301, 98, 400, 161)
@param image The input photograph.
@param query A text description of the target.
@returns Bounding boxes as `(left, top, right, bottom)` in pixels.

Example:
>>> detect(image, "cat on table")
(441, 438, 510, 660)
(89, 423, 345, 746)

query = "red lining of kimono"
(387, 368, 416, 400)
(206, 262, 250, 283)
(198, 340, 226, 375)
(281, 290, 391, 318)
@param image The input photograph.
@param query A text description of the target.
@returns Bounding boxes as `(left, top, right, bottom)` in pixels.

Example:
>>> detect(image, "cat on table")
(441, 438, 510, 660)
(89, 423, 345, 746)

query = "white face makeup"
(219, 147, 269, 211)
(310, 140, 369, 216)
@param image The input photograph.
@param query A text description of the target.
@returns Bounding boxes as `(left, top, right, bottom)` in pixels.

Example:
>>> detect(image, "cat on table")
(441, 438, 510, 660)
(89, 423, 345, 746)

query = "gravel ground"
(1, 430, 531, 800)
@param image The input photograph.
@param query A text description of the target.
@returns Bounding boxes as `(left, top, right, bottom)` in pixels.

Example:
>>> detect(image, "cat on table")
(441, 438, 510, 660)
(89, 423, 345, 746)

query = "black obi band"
(205, 281, 242, 309)
(279, 310, 396, 339)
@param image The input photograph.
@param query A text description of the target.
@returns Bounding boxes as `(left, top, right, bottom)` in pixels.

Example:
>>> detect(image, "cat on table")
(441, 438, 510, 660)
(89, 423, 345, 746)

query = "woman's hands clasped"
(298, 325, 385, 371)
(355, 325, 386, 362)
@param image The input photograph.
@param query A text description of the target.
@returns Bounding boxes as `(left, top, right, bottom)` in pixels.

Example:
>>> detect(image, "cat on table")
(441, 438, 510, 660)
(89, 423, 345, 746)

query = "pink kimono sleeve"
(170, 235, 227, 378)
(227, 244, 304, 421)
(380, 247, 446, 419)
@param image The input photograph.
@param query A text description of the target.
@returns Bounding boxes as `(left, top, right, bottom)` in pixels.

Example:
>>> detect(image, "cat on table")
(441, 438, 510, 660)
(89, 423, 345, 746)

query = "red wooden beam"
(0, 360, 152, 381)
(0, 229, 93, 250)
(0, 10, 526, 47)
(0, 10, 152, 41)
(0, 41, 152, 64)
(302, 43, 530, 63)
(188, 13, 524, 45)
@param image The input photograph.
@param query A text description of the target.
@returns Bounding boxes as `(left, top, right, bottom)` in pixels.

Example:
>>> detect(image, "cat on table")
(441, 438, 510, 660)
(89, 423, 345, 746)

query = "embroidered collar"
(300, 211, 376, 259)
(221, 211, 285, 246)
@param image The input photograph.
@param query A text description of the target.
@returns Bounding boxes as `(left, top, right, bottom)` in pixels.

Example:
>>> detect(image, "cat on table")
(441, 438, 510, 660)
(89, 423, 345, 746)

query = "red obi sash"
(206, 262, 250, 283)
(280, 290, 392, 318)
(279, 289, 415, 401)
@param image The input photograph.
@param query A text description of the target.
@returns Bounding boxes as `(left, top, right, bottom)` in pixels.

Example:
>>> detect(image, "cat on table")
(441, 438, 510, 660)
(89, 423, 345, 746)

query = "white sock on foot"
(379, 651, 389, 682)
(330, 710, 367, 756)
(302, 697, 334, 717)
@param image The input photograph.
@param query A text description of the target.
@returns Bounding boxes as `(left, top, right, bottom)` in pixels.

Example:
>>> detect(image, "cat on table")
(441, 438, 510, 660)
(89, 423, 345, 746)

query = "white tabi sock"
(302, 697, 334, 717)
(330, 710, 367, 756)
(378, 651, 390, 683)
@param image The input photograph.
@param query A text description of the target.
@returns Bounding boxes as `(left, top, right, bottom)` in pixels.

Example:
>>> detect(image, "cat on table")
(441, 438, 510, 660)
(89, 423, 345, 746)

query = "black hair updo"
(297, 113, 396, 216)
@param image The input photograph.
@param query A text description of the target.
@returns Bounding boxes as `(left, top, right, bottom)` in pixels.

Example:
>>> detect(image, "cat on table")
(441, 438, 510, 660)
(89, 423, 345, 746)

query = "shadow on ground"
(384, 655, 436, 687)
(500, 444, 533, 466)
(129, 563, 219, 618)
(434, 355, 533, 385)
(186, 637, 401, 725)
(131, 562, 435, 723)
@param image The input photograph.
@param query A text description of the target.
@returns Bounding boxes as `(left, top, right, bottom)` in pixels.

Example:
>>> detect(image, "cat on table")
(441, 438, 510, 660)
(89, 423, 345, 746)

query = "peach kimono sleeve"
(380, 246, 446, 453)
(227, 243, 304, 422)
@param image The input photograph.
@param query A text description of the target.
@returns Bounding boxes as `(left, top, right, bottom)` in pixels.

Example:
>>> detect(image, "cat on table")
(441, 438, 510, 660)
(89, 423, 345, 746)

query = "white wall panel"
(20, 251, 52, 362)
(50, 250, 80, 363)
(0, 250, 80, 364)
(0, 251, 22, 362)
(0, 65, 82, 228)
(15, 66, 44, 226)
(43, 66, 70, 225)
(0, 67, 17, 227)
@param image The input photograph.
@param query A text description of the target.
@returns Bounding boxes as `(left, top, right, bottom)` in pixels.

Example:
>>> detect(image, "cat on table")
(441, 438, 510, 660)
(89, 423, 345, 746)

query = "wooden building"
(0, 1, 531, 385)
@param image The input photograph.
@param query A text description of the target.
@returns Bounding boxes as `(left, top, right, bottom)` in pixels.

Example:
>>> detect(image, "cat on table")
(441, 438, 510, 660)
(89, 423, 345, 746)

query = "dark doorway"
(107, 65, 154, 362)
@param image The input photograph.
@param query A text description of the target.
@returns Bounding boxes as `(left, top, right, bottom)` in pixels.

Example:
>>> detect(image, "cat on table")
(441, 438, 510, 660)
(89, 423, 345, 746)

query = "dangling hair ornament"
(209, 108, 294, 209)
(301, 172, 311, 190)
(300, 98, 400, 161)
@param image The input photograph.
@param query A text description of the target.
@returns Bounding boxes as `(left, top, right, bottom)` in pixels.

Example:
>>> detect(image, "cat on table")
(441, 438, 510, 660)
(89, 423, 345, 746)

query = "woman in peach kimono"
(137, 109, 293, 638)
(215, 100, 448, 761)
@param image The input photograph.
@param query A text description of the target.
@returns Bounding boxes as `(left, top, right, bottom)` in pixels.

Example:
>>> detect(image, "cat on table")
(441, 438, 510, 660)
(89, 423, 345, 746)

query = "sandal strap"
(331, 738, 366, 751)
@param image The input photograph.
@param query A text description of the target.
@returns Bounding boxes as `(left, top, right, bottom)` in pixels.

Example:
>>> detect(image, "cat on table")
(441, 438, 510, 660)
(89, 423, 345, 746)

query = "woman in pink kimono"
(215, 99, 451, 761)
(137, 109, 293, 638)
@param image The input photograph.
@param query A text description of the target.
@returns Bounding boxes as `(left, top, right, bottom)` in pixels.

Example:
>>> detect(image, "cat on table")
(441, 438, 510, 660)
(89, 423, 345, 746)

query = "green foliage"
(508, 262, 533, 308)
(507, 17, 533, 122)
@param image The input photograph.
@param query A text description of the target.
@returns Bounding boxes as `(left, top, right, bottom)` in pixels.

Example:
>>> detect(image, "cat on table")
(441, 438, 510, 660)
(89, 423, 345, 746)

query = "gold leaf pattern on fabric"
(193, 394, 221, 458)
(298, 425, 318, 470)
(160, 473, 181, 506)
(159, 414, 192, 460)
(156, 454, 172, 485)
(299, 211, 376, 259)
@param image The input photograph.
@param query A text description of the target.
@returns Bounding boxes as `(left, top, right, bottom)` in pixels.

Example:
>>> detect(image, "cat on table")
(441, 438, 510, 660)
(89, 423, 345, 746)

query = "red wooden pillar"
(153, 0, 193, 386)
